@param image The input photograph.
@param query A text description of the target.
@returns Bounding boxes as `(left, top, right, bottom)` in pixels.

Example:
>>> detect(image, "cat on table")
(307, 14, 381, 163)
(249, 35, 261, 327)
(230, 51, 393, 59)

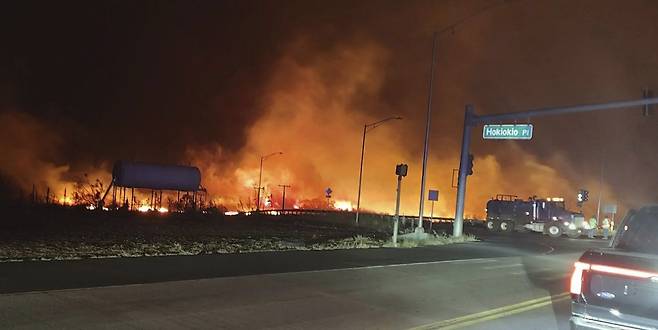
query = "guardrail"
(240, 209, 484, 227)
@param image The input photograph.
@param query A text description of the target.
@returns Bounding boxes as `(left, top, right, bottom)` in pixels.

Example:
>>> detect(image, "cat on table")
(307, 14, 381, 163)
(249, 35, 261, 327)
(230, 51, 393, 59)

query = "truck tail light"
(589, 264, 658, 279)
(570, 261, 658, 297)
(570, 262, 590, 296)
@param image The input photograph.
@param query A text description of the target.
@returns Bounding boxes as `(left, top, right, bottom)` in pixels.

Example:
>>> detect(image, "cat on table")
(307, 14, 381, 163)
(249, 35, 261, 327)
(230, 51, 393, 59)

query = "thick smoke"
(1, 0, 657, 217)
(0, 112, 69, 194)
(0, 111, 109, 201)
(188, 36, 616, 217)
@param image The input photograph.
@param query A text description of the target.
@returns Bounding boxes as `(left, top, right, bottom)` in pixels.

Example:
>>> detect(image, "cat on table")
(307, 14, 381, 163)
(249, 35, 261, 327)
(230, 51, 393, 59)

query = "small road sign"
(603, 204, 617, 214)
(325, 188, 332, 198)
(428, 190, 439, 201)
(483, 124, 533, 140)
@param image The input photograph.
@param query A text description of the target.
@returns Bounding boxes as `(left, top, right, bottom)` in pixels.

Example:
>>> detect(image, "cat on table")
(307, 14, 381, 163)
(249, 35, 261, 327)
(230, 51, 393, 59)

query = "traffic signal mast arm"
(453, 96, 658, 238)
(472, 96, 658, 125)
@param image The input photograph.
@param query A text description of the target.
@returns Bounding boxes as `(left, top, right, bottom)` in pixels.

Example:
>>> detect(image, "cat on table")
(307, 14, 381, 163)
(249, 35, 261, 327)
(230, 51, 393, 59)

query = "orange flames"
(0, 39, 617, 219)
(333, 200, 354, 212)
(184, 40, 616, 218)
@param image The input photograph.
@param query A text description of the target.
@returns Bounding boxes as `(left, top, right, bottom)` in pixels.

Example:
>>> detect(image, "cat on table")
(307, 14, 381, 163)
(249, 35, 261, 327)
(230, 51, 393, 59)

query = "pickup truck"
(570, 206, 658, 329)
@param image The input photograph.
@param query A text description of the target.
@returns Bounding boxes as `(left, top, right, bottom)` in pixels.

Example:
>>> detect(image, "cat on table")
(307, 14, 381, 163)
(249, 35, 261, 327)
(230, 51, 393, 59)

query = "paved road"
(0, 230, 609, 329)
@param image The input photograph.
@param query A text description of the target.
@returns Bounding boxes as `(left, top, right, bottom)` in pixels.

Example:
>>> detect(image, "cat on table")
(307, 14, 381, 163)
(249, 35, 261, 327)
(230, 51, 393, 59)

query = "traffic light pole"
(454, 105, 475, 237)
(393, 174, 403, 247)
(453, 96, 658, 237)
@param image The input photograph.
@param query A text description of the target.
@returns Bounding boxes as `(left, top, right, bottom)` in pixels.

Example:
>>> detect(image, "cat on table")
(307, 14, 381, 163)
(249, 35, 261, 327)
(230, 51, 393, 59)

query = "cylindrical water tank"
(112, 161, 201, 191)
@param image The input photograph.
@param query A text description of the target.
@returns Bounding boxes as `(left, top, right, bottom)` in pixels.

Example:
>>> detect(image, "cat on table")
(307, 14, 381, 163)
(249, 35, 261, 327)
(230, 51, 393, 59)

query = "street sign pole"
(325, 187, 332, 208)
(428, 189, 439, 233)
(429, 200, 435, 233)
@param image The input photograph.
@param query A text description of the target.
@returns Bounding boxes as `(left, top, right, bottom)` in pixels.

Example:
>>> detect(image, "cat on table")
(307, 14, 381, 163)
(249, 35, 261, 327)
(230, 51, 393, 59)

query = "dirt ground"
(0, 205, 391, 261)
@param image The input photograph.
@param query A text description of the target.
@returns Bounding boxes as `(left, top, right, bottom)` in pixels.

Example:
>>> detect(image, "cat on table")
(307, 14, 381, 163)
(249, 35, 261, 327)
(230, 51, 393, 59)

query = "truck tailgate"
(578, 250, 658, 326)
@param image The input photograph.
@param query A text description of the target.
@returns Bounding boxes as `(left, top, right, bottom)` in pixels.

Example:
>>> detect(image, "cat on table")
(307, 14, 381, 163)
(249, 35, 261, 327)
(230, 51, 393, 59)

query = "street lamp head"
(366, 116, 403, 130)
(262, 151, 284, 159)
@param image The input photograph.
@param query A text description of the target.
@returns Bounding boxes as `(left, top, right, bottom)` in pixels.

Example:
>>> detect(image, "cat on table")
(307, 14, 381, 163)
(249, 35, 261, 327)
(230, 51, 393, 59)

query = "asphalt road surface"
(0, 229, 609, 329)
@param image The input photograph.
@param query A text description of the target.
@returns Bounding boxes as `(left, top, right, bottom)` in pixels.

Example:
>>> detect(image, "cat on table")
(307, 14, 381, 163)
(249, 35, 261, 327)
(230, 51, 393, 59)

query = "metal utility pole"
(355, 116, 402, 225)
(417, 32, 438, 232)
(418, 32, 438, 231)
(356, 126, 367, 223)
(596, 160, 603, 222)
(257, 151, 283, 211)
(252, 186, 262, 210)
(279, 184, 290, 211)
(453, 96, 658, 237)
(415, 0, 514, 232)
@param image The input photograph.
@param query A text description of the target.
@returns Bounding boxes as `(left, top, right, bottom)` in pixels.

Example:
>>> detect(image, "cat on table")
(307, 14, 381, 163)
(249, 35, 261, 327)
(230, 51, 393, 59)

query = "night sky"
(1, 0, 657, 216)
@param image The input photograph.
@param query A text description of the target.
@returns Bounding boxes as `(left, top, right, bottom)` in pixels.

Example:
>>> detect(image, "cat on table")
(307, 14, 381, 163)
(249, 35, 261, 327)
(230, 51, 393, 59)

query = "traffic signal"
(467, 154, 474, 176)
(395, 163, 408, 177)
(577, 189, 589, 203)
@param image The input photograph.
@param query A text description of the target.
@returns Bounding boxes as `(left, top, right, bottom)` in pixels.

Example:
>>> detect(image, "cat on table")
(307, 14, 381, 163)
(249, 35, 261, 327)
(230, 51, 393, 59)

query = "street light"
(257, 151, 283, 211)
(418, 1, 514, 233)
(355, 116, 402, 225)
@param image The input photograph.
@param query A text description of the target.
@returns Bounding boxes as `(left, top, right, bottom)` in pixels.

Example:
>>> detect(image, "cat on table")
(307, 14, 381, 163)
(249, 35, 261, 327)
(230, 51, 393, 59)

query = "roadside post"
(428, 189, 439, 232)
(393, 164, 408, 247)
(278, 184, 290, 212)
(603, 204, 618, 229)
(325, 187, 332, 207)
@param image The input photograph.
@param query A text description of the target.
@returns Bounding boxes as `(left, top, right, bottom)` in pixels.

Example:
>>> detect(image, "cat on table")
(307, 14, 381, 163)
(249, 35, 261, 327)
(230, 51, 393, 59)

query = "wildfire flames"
(333, 200, 353, 212)
(0, 18, 627, 219)
(137, 205, 151, 213)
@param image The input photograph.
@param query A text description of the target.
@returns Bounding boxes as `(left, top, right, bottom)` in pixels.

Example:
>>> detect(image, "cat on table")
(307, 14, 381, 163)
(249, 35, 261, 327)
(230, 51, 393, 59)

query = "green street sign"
(483, 124, 533, 140)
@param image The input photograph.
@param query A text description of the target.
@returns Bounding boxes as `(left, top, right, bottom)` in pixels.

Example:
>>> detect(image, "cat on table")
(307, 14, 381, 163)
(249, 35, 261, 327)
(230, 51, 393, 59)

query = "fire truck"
(485, 194, 585, 238)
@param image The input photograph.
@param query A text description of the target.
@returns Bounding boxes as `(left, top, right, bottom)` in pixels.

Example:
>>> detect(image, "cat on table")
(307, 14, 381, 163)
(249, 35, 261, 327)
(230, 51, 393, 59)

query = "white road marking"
(296, 257, 500, 274)
(0, 257, 500, 296)
(482, 263, 523, 270)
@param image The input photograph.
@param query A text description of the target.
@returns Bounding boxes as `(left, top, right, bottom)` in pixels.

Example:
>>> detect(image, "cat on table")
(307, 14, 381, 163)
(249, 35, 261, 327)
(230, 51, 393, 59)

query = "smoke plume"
(2, 0, 657, 218)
